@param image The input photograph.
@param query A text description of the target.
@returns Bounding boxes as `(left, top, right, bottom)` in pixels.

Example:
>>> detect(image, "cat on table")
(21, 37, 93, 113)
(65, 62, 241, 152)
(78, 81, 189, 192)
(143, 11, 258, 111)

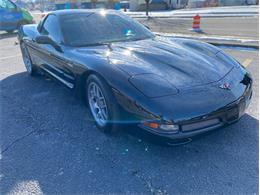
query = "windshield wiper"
(76, 36, 151, 48)
(77, 42, 108, 47)
(77, 42, 113, 50)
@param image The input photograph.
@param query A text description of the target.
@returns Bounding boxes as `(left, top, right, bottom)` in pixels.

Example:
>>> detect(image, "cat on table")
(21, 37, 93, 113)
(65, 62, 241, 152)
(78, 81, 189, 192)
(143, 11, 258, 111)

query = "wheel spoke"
(94, 85, 98, 97)
(90, 89, 95, 100)
(99, 110, 107, 120)
(97, 112, 102, 119)
(98, 96, 105, 101)
(97, 88, 103, 98)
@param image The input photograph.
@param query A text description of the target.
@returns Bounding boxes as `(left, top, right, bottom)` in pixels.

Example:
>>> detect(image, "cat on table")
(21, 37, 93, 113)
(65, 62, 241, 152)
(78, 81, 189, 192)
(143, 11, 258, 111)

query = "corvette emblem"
(219, 83, 231, 90)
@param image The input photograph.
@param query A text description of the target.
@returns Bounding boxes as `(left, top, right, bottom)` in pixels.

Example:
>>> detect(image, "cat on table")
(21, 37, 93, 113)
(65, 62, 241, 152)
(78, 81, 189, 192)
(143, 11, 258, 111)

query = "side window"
(0, 0, 16, 10)
(41, 15, 61, 43)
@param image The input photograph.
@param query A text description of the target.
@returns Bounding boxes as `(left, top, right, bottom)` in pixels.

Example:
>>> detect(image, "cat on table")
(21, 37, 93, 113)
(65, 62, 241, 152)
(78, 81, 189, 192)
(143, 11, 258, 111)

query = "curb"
(129, 14, 258, 19)
(155, 32, 259, 49)
(209, 42, 259, 50)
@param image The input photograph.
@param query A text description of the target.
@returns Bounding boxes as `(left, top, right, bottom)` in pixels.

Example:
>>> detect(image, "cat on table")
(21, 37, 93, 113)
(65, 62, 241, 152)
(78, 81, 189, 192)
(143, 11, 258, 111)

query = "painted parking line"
(242, 59, 253, 67)
(0, 54, 21, 60)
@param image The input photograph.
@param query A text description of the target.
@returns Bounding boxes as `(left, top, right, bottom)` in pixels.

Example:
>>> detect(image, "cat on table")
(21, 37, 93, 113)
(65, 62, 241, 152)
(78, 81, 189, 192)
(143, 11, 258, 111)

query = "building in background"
(187, 0, 258, 8)
(166, 0, 188, 9)
(54, 0, 119, 9)
(130, 0, 258, 11)
(129, 0, 166, 11)
(129, 0, 189, 11)
(32, 0, 55, 11)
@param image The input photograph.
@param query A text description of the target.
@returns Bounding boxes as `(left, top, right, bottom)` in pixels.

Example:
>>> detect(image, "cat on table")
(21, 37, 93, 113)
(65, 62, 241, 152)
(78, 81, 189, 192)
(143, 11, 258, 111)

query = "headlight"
(159, 124, 179, 131)
(142, 121, 179, 133)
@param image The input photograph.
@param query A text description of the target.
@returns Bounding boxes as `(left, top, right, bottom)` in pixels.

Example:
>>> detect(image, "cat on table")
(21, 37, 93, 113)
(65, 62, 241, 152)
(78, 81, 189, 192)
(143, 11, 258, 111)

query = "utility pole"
(91, 0, 97, 8)
(145, 0, 149, 17)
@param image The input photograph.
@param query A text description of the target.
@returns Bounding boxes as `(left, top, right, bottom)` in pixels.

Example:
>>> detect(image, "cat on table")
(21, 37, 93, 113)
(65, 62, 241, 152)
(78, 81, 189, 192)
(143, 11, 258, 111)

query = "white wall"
(188, 0, 257, 8)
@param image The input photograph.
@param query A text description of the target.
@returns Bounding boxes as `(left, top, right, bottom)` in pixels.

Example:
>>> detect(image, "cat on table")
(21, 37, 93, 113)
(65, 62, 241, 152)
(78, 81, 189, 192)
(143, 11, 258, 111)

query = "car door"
(36, 14, 75, 89)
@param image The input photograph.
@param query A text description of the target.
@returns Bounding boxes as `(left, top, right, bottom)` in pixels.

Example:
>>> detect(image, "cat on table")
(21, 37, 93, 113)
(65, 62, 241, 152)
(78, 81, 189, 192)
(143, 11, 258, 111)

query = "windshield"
(60, 12, 155, 47)
(0, 0, 16, 10)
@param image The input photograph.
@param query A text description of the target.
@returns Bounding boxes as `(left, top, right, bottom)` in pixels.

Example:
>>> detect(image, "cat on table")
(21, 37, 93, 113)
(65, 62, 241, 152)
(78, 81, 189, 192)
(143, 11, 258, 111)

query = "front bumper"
(138, 83, 252, 139)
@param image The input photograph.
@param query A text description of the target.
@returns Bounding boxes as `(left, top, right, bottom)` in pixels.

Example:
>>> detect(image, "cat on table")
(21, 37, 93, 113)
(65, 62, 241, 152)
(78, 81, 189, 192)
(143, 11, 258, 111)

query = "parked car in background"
(0, 0, 34, 33)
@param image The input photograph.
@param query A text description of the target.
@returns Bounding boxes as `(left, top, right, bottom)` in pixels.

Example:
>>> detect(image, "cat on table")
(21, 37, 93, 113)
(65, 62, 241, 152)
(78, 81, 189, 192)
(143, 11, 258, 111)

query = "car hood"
(75, 37, 233, 89)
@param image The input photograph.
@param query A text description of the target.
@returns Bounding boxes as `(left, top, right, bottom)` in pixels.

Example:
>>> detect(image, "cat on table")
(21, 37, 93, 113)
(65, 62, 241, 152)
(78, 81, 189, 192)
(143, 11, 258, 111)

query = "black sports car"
(18, 9, 253, 139)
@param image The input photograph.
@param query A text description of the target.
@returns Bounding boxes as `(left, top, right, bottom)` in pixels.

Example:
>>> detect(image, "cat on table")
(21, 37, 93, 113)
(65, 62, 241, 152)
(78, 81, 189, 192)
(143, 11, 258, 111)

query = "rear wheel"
(86, 74, 120, 133)
(20, 42, 37, 76)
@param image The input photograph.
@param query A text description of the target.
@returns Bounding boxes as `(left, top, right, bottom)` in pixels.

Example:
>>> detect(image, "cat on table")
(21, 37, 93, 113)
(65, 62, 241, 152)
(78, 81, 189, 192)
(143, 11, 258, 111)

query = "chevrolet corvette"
(18, 9, 253, 139)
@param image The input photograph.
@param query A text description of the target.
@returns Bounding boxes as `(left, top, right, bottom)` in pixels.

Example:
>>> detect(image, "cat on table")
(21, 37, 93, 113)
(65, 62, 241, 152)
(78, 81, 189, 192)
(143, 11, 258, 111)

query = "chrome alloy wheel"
(21, 43, 32, 74)
(88, 82, 109, 127)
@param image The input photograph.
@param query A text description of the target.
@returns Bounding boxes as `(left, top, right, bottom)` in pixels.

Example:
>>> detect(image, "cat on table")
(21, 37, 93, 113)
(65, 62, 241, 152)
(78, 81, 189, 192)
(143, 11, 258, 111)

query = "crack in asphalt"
(96, 150, 168, 195)
(1, 129, 37, 154)
(1, 95, 45, 154)
(131, 170, 168, 195)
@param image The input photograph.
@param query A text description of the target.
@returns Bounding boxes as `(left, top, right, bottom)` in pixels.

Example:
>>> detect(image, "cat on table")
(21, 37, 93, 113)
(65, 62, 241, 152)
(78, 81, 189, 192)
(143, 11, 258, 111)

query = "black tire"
(20, 42, 37, 76)
(6, 30, 14, 34)
(86, 74, 120, 133)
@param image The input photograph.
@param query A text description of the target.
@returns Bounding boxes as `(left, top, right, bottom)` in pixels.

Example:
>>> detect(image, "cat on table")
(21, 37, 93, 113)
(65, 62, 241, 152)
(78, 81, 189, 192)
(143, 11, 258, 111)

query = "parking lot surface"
(0, 33, 258, 194)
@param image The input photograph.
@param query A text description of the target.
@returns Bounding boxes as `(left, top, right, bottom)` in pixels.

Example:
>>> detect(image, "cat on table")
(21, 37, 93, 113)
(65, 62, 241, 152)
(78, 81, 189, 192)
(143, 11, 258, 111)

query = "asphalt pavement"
(137, 16, 259, 40)
(0, 34, 258, 194)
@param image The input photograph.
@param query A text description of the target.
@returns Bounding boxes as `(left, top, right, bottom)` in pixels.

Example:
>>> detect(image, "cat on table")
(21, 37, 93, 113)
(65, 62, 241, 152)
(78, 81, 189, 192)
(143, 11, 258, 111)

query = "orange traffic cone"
(191, 14, 202, 32)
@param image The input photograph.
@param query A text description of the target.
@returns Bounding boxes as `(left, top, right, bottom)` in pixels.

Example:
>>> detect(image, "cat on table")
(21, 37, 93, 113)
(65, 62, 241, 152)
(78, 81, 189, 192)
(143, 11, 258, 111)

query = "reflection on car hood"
(75, 37, 233, 89)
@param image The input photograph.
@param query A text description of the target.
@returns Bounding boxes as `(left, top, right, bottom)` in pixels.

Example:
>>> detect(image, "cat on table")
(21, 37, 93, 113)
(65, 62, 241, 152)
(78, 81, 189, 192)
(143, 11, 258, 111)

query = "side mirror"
(35, 35, 63, 52)
(35, 35, 53, 44)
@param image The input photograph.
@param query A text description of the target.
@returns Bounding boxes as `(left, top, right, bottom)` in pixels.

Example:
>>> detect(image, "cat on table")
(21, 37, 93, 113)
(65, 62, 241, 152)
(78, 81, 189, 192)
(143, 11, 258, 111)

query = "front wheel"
(20, 42, 37, 76)
(86, 74, 120, 133)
